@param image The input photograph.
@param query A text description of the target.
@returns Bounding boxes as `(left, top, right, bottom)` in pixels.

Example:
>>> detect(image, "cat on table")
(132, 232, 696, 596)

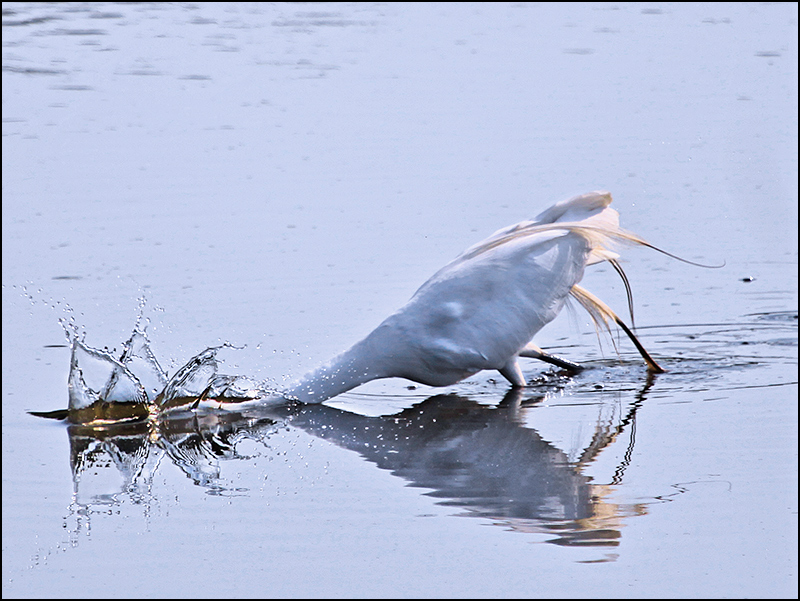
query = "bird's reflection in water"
(60, 379, 653, 548)
(286, 389, 648, 546)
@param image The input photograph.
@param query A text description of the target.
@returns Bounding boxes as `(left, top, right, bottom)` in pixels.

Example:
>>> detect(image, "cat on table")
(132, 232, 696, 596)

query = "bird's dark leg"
(611, 315, 666, 374)
(519, 343, 584, 372)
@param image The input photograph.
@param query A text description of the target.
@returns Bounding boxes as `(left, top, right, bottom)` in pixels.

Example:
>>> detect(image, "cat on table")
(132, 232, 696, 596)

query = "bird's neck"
(283, 337, 388, 404)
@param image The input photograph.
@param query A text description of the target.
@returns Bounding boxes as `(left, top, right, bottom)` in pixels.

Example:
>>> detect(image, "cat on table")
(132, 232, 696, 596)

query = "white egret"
(285, 191, 667, 404)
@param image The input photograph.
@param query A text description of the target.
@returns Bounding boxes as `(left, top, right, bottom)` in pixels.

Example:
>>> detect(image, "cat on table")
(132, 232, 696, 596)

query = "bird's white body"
(285, 191, 632, 404)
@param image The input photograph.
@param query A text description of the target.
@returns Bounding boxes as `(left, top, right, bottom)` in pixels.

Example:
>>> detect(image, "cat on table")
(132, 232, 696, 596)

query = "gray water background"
(2, 2, 797, 598)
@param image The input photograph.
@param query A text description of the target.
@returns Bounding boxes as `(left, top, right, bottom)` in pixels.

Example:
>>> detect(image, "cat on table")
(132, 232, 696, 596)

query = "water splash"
(43, 315, 282, 425)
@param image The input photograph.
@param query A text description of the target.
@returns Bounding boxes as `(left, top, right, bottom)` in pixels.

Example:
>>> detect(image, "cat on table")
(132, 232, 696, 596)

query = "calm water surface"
(3, 2, 797, 598)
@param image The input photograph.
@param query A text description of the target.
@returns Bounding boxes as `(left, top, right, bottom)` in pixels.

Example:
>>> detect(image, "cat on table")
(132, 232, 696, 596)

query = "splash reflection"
(53, 382, 653, 548)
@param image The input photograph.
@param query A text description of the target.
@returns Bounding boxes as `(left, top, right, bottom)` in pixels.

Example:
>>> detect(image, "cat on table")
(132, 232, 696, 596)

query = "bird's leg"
(519, 343, 584, 372)
(570, 284, 665, 374)
(609, 315, 665, 374)
(498, 358, 526, 387)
